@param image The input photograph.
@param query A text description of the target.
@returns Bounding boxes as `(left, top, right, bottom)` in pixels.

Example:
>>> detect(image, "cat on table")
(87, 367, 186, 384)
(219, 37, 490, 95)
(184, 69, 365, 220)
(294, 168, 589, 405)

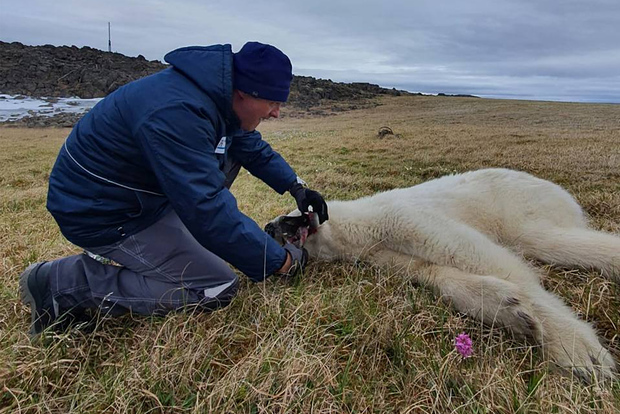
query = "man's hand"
(289, 183, 329, 224)
(277, 242, 308, 277)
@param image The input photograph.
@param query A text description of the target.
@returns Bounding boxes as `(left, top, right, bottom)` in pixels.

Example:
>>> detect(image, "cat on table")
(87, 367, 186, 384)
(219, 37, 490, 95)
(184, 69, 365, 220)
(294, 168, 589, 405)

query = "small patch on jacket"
(215, 136, 227, 154)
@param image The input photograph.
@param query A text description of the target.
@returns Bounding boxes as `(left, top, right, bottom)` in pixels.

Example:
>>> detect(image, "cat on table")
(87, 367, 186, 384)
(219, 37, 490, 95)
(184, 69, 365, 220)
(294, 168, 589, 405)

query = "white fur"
(295, 168, 620, 381)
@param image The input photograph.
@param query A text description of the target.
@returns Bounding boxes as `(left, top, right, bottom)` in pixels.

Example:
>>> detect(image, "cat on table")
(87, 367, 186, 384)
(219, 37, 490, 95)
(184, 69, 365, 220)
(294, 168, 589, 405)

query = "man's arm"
(136, 104, 288, 281)
(228, 130, 298, 193)
(230, 130, 329, 223)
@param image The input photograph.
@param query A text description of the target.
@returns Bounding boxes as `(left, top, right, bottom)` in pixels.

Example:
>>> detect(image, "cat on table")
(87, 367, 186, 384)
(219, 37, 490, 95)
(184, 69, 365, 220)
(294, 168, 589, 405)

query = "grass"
(1, 95, 620, 413)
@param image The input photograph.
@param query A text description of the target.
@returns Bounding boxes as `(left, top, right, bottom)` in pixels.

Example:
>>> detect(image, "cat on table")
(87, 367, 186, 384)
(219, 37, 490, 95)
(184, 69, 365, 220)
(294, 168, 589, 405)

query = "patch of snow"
(0, 94, 102, 122)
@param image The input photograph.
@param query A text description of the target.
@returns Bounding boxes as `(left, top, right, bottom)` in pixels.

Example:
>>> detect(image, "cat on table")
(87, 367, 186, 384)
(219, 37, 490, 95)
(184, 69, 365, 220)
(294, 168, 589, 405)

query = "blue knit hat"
(233, 42, 293, 102)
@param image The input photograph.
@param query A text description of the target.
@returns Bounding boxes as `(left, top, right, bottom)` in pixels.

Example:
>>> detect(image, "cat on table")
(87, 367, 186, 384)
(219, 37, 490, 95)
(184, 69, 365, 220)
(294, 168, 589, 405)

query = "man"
(19, 41, 329, 335)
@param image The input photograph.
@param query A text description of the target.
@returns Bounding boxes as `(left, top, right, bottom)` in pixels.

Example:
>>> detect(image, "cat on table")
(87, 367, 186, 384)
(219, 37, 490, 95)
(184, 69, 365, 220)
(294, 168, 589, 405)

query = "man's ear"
(231, 90, 245, 114)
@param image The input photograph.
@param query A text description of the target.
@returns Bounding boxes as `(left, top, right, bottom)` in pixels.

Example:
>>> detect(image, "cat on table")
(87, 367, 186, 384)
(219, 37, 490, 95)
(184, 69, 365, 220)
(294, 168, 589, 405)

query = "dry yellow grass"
(1, 95, 620, 413)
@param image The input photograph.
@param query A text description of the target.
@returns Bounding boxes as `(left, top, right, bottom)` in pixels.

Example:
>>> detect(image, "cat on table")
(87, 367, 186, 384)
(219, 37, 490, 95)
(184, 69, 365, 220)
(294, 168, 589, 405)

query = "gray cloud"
(1, 0, 619, 102)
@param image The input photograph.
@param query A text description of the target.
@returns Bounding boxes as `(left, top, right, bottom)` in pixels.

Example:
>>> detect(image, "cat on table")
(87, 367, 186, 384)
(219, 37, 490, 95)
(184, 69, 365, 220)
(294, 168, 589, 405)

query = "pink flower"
(455, 332, 473, 358)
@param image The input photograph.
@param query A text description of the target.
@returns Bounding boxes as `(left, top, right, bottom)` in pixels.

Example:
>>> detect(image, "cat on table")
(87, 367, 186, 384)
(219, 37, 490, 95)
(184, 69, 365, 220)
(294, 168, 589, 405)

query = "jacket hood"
(164, 44, 236, 124)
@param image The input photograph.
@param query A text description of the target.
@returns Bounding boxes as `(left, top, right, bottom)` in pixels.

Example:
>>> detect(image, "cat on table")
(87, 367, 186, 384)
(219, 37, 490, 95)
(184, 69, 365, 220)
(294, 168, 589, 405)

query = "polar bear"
(266, 168, 620, 382)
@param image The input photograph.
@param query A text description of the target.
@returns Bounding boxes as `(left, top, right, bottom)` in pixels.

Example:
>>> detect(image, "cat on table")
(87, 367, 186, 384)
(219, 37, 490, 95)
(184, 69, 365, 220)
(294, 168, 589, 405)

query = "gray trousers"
(49, 160, 242, 317)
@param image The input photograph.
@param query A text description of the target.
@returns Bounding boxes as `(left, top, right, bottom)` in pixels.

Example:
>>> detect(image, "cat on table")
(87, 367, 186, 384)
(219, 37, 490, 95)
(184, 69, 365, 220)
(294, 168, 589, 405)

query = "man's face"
(232, 90, 282, 131)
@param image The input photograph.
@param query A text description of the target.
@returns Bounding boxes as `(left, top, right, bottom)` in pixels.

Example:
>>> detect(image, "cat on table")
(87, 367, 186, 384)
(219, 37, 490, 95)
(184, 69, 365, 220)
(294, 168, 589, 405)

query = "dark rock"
(4, 110, 88, 128)
(286, 75, 411, 110)
(0, 41, 167, 98)
(0, 41, 419, 126)
(436, 92, 478, 98)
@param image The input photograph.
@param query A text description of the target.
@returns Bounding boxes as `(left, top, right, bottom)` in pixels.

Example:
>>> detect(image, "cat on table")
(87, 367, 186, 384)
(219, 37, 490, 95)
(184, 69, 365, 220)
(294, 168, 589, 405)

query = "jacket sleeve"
(228, 130, 298, 194)
(135, 103, 286, 281)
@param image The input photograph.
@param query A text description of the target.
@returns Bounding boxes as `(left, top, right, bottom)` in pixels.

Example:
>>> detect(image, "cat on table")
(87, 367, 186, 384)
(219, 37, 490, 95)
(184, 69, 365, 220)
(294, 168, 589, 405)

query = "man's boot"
(19, 262, 74, 335)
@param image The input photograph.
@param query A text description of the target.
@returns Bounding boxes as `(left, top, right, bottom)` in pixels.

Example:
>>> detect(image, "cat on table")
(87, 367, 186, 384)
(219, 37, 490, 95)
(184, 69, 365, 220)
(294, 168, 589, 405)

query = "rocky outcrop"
(4, 112, 83, 128)
(0, 41, 409, 101)
(0, 41, 166, 98)
(0, 41, 415, 126)
(288, 76, 408, 109)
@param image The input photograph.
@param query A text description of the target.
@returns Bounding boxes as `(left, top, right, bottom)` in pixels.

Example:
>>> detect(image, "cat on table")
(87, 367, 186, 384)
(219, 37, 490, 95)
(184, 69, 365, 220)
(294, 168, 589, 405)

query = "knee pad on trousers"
(197, 277, 239, 312)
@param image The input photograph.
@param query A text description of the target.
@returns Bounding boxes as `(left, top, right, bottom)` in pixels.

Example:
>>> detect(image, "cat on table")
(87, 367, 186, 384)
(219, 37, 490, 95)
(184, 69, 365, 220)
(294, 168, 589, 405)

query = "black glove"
(289, 182, 329, 224)
(278, 242, 308, 278)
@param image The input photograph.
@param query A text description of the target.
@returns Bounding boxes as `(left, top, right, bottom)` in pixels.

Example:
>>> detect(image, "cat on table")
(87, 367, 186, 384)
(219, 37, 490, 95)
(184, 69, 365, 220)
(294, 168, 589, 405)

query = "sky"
(1, 0, 620, 103)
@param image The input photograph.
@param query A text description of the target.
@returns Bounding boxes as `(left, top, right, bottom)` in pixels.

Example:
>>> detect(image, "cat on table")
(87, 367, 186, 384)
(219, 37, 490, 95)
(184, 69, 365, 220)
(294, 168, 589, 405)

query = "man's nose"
(269, 106, 280, 118)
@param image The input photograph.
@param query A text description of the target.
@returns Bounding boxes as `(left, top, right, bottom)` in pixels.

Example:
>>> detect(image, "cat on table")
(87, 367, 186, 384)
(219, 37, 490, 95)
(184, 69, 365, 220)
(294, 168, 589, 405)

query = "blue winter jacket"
(46, 44, 297, 281)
